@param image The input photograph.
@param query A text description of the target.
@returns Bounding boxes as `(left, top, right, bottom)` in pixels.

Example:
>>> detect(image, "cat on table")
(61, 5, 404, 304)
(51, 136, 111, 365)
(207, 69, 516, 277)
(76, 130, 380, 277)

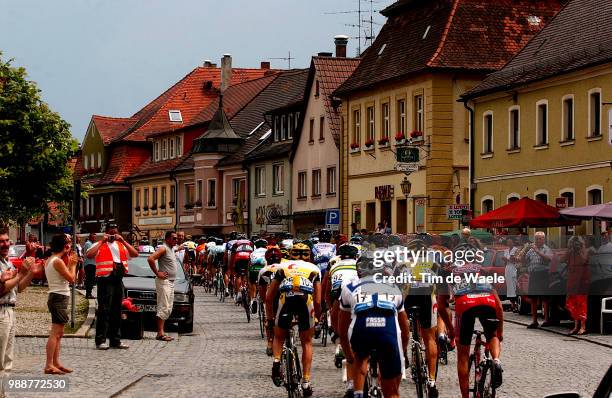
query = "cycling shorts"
(455, 293, 498, 346)
(349, 309, 404, 379)
(234, 259, 248, 276)
(275, 294, 314, 332)
(249, 266, 264, 284)
(330, 287, 342, 303)
(403, 292, 437, 329)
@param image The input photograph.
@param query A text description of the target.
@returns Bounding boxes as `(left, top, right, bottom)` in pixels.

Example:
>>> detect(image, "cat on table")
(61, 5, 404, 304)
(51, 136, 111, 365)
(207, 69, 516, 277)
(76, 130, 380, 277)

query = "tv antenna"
(325, 0, 385, 55)
(268, 51, 295, 69)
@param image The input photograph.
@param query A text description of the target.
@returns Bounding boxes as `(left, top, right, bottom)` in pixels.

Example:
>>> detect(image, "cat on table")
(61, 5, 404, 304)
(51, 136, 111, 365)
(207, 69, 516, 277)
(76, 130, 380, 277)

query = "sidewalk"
(504, 311, 612, 348)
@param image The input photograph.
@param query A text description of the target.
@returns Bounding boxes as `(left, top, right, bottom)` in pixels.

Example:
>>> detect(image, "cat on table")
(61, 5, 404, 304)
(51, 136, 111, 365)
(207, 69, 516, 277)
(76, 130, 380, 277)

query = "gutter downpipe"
(171, 172, 179, 232)
(463, 99, 475, 216)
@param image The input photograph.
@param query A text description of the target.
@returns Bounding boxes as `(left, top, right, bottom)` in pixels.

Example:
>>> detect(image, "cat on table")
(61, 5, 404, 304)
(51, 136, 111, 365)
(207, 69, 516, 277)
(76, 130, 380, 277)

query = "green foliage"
(0, 53, 78, 225)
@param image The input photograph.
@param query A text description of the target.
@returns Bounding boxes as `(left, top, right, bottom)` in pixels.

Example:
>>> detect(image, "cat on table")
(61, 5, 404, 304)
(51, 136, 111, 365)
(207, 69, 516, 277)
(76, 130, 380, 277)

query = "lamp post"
(401, 176, 412, 198)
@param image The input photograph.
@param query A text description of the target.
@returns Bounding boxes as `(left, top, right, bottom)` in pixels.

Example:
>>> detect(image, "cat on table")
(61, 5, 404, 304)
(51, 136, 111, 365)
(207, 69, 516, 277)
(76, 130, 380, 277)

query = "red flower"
(364, 138, 374, 147)
(378, 137, 389, 145)
(410, 130, 424, 138)
(350, 142, 360, 150)
(395, 131, 405, 140)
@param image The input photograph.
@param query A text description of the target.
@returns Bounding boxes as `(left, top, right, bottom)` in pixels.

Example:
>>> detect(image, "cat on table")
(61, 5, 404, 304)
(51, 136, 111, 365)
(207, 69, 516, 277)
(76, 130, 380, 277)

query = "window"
(589, 89, 602, 136)
(84, 155, 88, 170)
(381, 102, 390, 139)
(176, 136, 182, 156)
(312, 169, 321, 197)
(97, 153, 101, 169)
(274, 116, 280, 141)
(144, 188, 149, 208)
(366, 106, 375, 142)
(170, 185, 176, 208)
(319, 116, 325, 141)
(196, 180, 203, 205)
(509, 107, 520, 149)
(110, 195, 113, 214)
(507, 195, 520, 204)
(352, 109, 360, 146)
(482, 198, 493, 214)
(169, 138, 175, 159)
(536, 101, 548, 145)
(154, 141, 160, 161)
(100, 196, 104, 215)
(162, 139, 168, 160)
(273, 164, 284, 194)
(169, 110, 182, 122)
(90, 153, 94, 169)
(397, 99, 406, 136)
(561, 191, 574, 207)
(326, 167, 336, 195)
(152, 187, 158, 208)
(535, 192, 548, 204)
(185, 184, 195, 206)
(562, 96, 574, 141)
(207, 180, 216, 207)
(255, 166, 265, 196)
(483, 112, 493, 153)
(135, 189, 141, 208)
(588, 187, 602, 206)
(315, 80, 320, 97)
(414, 94, 423, 132)
(161, 186, 166, 208)
(298, 172, 307, 198)
(309, 119, 314, 142)
(294, 112, 300, 132)
(281, 115, 287, 140)
(231, 179, 240, 205)
(288, 114, 294, 139)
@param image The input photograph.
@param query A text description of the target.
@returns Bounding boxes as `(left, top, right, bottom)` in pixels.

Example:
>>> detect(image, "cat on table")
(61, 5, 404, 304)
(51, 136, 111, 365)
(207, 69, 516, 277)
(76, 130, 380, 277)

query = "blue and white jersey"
(225, 240, 237, 253)
(312, 242, 336, 272)
(339, 275, 404, 316)
(329, 259, 358, 292)
(250, 248, 267, 267)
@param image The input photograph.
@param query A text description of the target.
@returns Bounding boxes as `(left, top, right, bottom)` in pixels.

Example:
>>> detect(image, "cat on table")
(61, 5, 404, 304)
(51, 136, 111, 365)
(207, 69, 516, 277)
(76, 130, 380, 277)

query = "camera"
(108, 235, 116, 243)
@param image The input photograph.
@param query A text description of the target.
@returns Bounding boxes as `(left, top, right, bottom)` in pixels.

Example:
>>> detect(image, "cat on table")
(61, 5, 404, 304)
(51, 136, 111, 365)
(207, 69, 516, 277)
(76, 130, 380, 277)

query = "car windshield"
(482, 250, 494, 267)
(125, 254, 186, 280)
(9, 245, 25, 258)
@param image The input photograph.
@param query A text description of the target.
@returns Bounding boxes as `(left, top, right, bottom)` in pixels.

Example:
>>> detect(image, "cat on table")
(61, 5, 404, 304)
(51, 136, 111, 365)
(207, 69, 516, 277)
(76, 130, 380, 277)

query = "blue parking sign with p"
(325, 209, 340, 225)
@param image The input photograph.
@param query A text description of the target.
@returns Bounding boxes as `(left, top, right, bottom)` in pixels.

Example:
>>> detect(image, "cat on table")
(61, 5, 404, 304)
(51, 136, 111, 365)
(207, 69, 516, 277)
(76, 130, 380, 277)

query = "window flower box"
(207, 201, 216, 208)
(410, 130, 424, 140)
(350, 142, 360, 153)
(184, 203, 194, 210)
(134, 205, 141, 212)
(143, 205, 149, 211)
(395, 132, 406, 144)
(364, 139, 374, 149)
(169, 201, 175, 209)
(159, 204, 166, 210)
(195, 200, 203, 208)
(150, 205, 157, 211)
(378, 137, 389, 147)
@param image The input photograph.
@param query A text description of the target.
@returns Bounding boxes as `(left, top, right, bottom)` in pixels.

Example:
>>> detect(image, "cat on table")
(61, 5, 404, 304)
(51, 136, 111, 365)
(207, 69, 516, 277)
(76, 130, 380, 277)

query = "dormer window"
(169, 110, 182, 122)
(281, 115, 287, 140)
(84, 155, 88, 170)
(154, 141, 160, 161)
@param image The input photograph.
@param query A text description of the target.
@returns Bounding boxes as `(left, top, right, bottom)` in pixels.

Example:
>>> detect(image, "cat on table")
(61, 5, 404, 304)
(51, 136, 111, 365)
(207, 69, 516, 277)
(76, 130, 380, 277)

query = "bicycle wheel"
(321, 315, 328, 347)
(258, 300, 265, 338)
(242, 288, 251, 323)
(284, 346, 298, 398)
(220, 279, 226, 302)
(468, 354, 478, 398)
(413, 347, 426, 398)
(478, 361, 496, 398)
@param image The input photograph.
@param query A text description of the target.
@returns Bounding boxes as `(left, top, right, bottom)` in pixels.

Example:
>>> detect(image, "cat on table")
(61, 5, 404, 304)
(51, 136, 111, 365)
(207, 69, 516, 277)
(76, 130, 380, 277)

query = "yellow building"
(462, 0, 612, 239)
(335, 0, 561, 234)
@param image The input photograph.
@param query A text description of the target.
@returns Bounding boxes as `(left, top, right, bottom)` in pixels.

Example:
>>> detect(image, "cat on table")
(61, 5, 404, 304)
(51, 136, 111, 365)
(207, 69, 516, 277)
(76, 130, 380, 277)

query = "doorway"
(366, 202, 376, 232)
(396, 199, 407, 234)
(380, 200, 392, 232)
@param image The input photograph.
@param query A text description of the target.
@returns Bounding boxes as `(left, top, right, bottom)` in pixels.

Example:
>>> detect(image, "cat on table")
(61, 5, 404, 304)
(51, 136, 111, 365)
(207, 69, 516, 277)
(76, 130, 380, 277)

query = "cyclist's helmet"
(338, 244, 359, 260)
(388, 234, 402, 247)
(214, 237, 224, 245)
(302, 239, 314, 250)
(356, 250, 377, 277)
(254, 238, 268, 249)
(416, 233, 433, 246)
(350, 235, 363, 244)
(335, 234, 348, 246)
(289, 242, 312, 261)
(319, 229, 332, 243)
(311, 237, 319, 244)
(265, 247, 282, 265)
(279, 239, 293, 259)
(406, 238, 428, 251)
(229, 231, 238, 240)
(371, 233, 388, 248)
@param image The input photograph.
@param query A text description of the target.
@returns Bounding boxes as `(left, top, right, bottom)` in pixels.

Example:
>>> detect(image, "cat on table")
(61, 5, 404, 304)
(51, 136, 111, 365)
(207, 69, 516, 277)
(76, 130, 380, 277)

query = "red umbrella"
(469, 197, 579, 228)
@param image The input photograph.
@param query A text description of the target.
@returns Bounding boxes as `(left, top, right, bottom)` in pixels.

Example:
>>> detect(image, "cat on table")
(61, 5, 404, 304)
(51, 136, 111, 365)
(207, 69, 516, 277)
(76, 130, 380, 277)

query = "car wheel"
(517, 296, 530, 315)
(178, 319, 193, 334)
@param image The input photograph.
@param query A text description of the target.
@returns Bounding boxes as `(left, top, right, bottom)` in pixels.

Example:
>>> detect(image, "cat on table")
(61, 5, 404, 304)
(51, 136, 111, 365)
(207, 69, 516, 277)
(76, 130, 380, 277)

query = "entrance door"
(396, 199, 407, 234)
(366, 202, 376, 232)
(380, 200, 392, 232)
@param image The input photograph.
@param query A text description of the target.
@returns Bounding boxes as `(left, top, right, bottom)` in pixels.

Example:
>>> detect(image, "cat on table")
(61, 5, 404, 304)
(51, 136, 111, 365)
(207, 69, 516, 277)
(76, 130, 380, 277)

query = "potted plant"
(185, 203, 194, 210)
(195, 200, 203, 207)
(143, 205, 149, 211)
(364, 138, 374, 148)
(150, 204, 157, 211)
(159, 204, 166, 210)
(169, 201, 175, 209)
(378, 137, 389, 146)
(135, 205, 141, 212)
(410, 130, 424, 140)
(395, 131, 406, 143)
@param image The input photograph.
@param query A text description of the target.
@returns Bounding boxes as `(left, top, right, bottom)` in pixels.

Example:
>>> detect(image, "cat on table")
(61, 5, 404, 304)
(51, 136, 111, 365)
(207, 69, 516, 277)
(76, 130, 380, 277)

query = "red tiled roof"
(119, 67, 276, 142)
(92, 115, 138, 145)
(312, 57, 360, 147)
(81, 144, 150, 186)
(335, 0, 563, 96)
(127, 156, 185, 180)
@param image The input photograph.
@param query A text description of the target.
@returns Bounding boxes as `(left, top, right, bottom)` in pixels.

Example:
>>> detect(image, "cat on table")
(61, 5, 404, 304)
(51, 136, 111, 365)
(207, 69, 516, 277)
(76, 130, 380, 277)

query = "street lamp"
(401, 176, 412, 198)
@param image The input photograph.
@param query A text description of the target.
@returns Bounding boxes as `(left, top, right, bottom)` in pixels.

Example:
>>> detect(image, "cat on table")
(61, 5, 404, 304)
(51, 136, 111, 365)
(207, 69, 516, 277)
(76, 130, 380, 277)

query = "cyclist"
(259, 246, 283, 356)
(279, 238, 293, 260)
(437, 243, 504, 398)
(182, 237, 198, 276)
(396, 238, 440, 398)
(249, 238, 268, 313)
(312, 229, 336, 279)
(338, 251, 409, 398)
(229, 239, 254, 302)
(208, 238, 227, 294)
(267, 246, 321, 397)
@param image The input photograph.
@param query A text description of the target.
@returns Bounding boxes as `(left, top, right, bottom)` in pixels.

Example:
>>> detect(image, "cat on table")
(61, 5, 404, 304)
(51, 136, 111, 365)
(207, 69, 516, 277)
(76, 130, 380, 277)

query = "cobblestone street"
(8, 287, 611, 398)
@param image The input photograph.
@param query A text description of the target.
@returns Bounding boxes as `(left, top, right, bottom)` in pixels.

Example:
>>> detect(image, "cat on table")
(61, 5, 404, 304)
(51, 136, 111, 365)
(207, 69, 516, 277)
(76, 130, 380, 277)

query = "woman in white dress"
(502, 237, 519, 312)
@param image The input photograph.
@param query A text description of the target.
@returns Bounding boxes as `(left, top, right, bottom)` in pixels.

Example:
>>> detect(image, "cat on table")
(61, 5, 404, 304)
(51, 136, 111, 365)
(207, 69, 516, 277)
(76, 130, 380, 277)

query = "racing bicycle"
(468, 321, 500, 398)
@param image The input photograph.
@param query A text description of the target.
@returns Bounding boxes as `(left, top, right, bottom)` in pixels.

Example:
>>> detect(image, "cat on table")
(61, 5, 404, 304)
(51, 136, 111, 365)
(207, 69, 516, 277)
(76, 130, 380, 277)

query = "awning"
(560, 202, 612, 222)
(469, 197, 580, 228)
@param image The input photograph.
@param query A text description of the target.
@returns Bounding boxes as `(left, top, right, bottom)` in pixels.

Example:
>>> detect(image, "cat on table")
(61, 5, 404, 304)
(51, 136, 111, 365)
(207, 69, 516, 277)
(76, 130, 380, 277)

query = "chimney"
(203, 59, 213, 67)
(334, 35, 349, 58)
(260, 61, 270, 70)
(220, 54, 232, 92)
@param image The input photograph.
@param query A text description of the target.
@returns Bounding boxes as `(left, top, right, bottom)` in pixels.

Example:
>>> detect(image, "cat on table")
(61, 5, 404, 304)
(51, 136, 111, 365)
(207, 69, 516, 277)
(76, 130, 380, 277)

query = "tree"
(0, 53, 78, 225)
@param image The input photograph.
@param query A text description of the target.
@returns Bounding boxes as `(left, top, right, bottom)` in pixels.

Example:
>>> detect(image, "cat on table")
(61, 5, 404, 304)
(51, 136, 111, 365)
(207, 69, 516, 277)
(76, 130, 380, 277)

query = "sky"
(0, 0, 393, 141)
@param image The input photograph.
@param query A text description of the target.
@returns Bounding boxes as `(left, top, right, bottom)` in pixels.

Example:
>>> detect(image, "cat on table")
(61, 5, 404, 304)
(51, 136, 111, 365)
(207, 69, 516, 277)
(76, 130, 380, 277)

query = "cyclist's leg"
(456, 343, 471, 398)
(456, 307, 476, 398)
(352, 356, 369, 395)
(420, 293, 438, 381)
(380, 375, 401, 398)
(297, 295, 316, 384)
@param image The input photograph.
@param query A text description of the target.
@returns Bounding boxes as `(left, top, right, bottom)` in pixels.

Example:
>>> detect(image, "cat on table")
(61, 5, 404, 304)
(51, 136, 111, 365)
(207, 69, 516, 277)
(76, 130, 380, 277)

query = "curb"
(16, 289, 96, 339)
(505, 317, 612, 349)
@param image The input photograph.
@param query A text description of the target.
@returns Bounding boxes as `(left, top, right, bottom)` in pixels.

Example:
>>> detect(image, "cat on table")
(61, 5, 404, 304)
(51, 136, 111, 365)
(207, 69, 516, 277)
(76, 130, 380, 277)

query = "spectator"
(86, 224, 138, 350)
(0, 227, 41, 377)
(350, 223, 359, 236)
(174, 230, 186, 265)
(449, 234, 460, 249)
(25, 233, 43, 258)
(598, 230, 612, 253)
(460, 227, 471, 243)
(44, 234, 77, 374)
(502, 238, 519, 312)
(523, 231, 553, 329)
(467, 236, 483, 250)
(565, 236, 590, 336)
(75, 238, 84, 289)
(82, 232, 97, 299)
(360, 228, 368, 236)
(147, 231, 179, 341)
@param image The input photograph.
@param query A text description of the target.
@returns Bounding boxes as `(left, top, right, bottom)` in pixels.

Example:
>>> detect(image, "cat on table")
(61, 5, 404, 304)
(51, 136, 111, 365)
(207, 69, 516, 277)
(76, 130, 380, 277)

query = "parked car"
(8, 244, 45, 280)
(479, 247, 508, 296)
(123, 253, 194, 333)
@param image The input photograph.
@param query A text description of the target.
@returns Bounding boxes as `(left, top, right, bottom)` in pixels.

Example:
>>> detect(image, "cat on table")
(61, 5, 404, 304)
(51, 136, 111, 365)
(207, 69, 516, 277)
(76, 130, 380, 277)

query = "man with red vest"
(86, 224, 138, 350)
